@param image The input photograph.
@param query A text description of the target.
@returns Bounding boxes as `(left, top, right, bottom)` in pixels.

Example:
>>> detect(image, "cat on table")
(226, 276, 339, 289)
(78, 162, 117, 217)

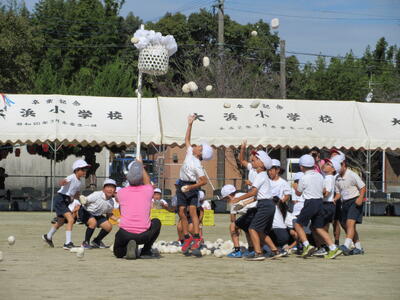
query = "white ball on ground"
(206, 249, 212, 256)
(216, 238, 223, 244)
(7, 236, 15, 246)
(214, 249, 223, 258)
(0, 251, 3, 262)
(206, 85, 213, 92)
(251, 30, 258, 37)
(76, 247, 84, 258)
(70, 247, 79, 253)
(200, 248, 208, 256)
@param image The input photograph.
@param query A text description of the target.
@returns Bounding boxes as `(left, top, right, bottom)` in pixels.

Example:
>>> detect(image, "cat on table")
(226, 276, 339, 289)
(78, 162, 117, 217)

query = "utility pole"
(216, 0, 225, 186)
(279, 39, 287, 175)
(217, 0, 224, 97)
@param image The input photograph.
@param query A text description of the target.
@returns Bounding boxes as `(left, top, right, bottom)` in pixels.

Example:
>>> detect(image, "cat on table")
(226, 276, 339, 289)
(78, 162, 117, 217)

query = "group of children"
(41, 114, 366, 262)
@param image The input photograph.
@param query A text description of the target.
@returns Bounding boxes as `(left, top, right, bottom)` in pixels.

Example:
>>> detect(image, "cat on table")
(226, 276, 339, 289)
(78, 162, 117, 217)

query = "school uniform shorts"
(340, 197, 363, 224)
(235, 208, 257, 232)
(323, 202, 336, 225)
(249, 199, 275, 234)
(334, 199, 342, 221)
(54, 193, 72, 217)
(270, 228, 290, 247)
(176, 180, 199, 207)
(296, 198, 325, 229)
(78, 207, 108, 227)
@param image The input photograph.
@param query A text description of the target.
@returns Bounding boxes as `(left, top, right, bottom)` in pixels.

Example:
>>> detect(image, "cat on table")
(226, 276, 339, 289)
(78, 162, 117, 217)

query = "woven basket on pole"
(138, 44, 169, 75)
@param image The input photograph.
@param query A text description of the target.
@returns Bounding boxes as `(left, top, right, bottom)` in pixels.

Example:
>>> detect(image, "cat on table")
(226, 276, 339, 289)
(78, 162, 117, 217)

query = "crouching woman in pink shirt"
(113, 161, 161, 259)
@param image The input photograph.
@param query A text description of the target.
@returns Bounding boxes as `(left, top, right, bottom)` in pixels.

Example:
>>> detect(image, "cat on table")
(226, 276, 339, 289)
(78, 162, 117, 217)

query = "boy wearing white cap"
(221, 184, 256, 258)
(42, 159, 90, 249)
(294, 154, 342, 259)
(230, 150, 274, 261)
(335, 158, 366, 255)
(152, 188, 168, 209)
(78, 179, 117, 248)
(176, 115, 213, 255)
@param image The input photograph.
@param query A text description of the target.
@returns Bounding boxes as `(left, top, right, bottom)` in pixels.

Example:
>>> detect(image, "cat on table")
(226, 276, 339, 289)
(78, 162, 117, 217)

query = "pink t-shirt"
(118, 184, 154, 234)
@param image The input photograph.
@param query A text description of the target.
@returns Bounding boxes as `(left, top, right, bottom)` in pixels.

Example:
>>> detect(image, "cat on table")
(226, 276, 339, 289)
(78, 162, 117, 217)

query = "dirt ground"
(0, 212, 399, 300)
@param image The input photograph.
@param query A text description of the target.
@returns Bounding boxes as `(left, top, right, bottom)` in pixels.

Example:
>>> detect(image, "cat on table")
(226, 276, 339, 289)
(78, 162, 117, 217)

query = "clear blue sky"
(22, 0, 400, 63)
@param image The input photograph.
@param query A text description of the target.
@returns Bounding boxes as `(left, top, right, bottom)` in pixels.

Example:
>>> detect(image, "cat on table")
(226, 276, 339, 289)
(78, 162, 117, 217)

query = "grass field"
(0, 212, 399, 300)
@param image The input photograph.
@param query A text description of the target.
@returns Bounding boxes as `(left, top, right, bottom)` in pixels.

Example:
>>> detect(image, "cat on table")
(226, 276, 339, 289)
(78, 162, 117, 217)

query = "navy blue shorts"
(334, 199, 342, 221)
(323, 202, 336, 225)
(296, 198, 325, 229)
(249, 199, 275, 234)
(235, 208, 257, 232)
(270, 228, 290, 247)
(54, 193, 72, 217)
(78, 207, 108, 227)
(176, 180, 199, 207)
(340, 197, 363, 224)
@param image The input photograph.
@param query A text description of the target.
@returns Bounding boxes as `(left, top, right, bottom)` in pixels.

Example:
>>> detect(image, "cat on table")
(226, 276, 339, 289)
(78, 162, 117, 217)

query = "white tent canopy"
(1, 94, 399, 150)
(0, 94, 161, 146)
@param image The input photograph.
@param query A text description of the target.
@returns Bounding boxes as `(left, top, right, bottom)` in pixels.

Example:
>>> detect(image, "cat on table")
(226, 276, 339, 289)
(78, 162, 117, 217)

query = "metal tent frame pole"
(49, 142, 63, 213)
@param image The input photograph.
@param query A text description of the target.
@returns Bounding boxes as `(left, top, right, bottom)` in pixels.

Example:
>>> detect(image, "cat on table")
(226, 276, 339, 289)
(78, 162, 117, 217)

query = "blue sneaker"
(339, 245, 351, 256)
(227, 250, 243, 258)
(350, 248, 364, 255)
(243, 250, 255, 258)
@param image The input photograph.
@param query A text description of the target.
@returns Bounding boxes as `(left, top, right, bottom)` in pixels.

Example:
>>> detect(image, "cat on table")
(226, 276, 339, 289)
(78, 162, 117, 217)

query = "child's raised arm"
(185, 114, 196, 148)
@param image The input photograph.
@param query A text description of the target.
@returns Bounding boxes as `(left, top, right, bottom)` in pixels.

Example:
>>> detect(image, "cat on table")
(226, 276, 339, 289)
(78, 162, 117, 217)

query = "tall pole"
(217, 0, 224, 97)
(279, 39, 287, 174)
(136, 24, 145, 161)
(279, 39, 286, 99)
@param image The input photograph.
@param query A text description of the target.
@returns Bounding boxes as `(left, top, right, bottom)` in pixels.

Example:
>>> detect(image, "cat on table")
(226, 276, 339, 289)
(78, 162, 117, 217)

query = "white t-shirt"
(291, 187, 305, 216)
(179, 147, 205, 182)
(272, 207, 286, 229)
(252, 171, 273, 200)
(285, 211, 295, 229)
(84, 191, 115, 216)
(247, 163, 257, 190)
(68, 199, 81, 212)
(297, 170, 324, 200)
(230, 192, 257, 215)
(152, 198, 168, 209)
(58, 174, 82, 197)
(335, 169, 365, 201)
(270, 177, 291, 199)
(323, 174, 335, 202)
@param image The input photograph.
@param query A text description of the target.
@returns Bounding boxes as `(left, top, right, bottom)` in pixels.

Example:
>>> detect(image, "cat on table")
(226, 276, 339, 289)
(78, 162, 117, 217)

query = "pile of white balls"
(151, 239, 248, 258)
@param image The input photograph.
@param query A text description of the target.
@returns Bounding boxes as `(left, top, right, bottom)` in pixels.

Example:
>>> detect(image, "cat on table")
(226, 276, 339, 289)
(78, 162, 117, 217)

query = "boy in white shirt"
(221, 184, 256, 258)
(294, 154, 342, 259)
(335, 158, 366, 255)
(230, 150, 274, 261)
(78, 179, 117, 249)
(42, 159, 90, 249)
(239, 140, 257, 189)
(152, 188, 168, 209)
(176, 115, 213, 256)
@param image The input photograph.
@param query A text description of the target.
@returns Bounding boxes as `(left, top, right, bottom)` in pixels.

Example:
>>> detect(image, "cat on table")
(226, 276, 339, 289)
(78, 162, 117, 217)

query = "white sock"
(303, 240, 310, 247)
(47, 227, 57, 239)
(66, 231, 72, 244)
(344, 238, 352, 248)
(355, 242, 362, 249)
(328, 244, 337, 251)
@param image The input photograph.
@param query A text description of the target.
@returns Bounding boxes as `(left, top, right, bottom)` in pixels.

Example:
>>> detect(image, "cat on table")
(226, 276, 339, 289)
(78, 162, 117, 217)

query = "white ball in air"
(251, 30, 258, 37)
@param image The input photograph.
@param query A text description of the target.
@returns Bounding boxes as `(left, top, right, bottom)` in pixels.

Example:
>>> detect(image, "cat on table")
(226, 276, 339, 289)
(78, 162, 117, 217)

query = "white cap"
(256, 150, 272, 170)
(293, 172, 304, 181)
(330, 157, 342, 173)
(72, 159, 91, 171)
(198, 190, 205, 201)
(103, 178, 117, 187)
(271, 159, 281, 168)
(201, 143, 213, 161)
(299, 154, 315, 167)
(336, 151, 345, 163)
(154, 188, 162, 194)
(221, 184, 236, 198)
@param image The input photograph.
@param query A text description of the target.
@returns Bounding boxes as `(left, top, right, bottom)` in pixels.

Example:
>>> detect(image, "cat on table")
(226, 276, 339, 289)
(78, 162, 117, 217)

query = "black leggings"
(114, 218, 161, 258)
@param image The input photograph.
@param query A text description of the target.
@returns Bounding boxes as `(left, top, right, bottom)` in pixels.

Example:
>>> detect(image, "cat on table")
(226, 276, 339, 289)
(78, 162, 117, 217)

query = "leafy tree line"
(1, 0, 399, 102)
